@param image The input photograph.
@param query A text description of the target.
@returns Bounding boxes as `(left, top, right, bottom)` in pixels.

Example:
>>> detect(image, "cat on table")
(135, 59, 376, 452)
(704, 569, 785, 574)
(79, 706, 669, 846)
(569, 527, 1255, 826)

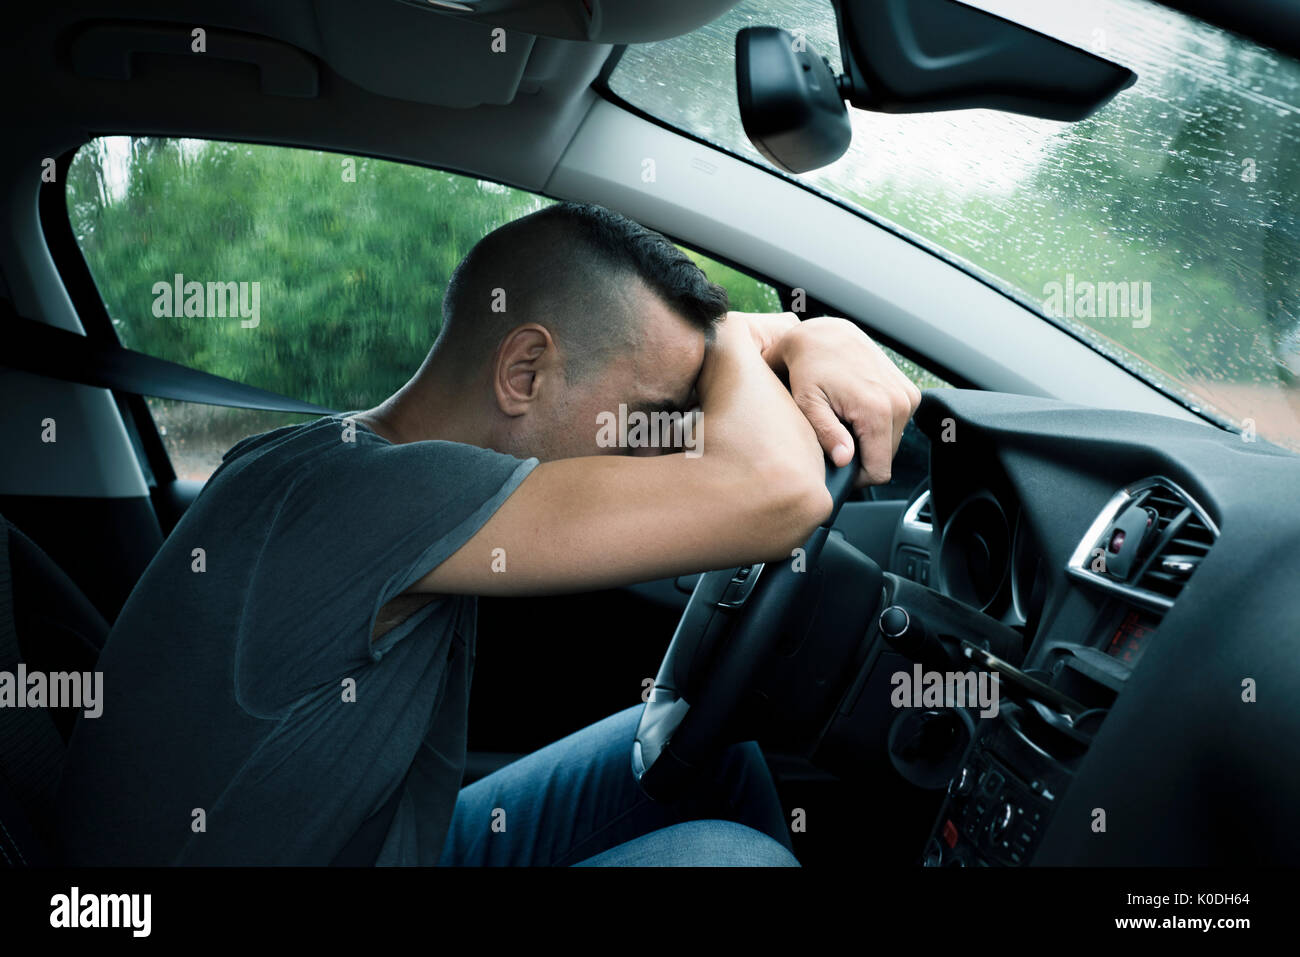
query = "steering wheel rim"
(632, 447, 859, 801)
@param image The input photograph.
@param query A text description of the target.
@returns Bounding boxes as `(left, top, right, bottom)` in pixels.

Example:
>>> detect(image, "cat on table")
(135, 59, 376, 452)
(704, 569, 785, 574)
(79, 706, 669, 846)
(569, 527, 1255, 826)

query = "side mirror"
(735, 26, 852, 175)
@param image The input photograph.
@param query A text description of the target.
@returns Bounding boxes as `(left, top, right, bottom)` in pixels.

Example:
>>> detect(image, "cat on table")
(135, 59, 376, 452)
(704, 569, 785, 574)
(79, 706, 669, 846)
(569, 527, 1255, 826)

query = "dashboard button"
(942, 819, 959, 849)
(950, 765, 974, 797)
(979, 769, 1004, 795)
(989, 801, 1015, 840)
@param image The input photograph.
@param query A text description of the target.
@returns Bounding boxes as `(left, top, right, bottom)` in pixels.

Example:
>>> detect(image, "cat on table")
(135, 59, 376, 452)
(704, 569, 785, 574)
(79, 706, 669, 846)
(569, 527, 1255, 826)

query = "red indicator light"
(1109, 529, 1126, 553)
(943, 819, 959, 849)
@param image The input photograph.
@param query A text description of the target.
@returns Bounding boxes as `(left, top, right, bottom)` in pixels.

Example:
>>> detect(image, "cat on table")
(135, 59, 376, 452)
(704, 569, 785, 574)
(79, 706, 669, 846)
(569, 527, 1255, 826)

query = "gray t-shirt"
(55, 413, 537, 865)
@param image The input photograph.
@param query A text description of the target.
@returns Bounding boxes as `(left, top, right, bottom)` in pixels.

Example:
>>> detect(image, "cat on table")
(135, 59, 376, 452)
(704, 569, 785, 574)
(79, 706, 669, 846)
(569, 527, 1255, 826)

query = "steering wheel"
(632, 444, 860, 801)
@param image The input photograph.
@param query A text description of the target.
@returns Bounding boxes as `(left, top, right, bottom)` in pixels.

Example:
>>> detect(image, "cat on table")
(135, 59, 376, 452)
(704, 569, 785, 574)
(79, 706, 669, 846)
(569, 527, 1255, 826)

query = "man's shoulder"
(221, 413, 356, 465)
(206, 413, 373, 488)
(209, 412, 537, 524)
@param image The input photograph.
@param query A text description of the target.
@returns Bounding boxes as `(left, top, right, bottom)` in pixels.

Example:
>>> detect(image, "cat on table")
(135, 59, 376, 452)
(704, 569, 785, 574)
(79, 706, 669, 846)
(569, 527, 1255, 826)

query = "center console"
(918, 595, 1168, 865)
(918, 476, 1217, 865)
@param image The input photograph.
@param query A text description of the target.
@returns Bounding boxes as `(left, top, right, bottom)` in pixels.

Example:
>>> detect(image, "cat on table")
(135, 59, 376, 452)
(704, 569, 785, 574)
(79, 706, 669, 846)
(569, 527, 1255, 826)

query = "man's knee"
(572, 819, 800, 866)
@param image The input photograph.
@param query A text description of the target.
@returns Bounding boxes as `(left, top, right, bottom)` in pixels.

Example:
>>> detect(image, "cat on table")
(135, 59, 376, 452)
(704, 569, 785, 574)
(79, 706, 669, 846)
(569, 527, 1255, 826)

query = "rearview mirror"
(735, 26, 852, 175)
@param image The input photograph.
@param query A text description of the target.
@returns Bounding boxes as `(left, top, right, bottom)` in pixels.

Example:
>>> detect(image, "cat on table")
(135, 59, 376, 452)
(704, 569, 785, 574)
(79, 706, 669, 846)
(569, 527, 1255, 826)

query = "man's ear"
(493, 324, 558, 416)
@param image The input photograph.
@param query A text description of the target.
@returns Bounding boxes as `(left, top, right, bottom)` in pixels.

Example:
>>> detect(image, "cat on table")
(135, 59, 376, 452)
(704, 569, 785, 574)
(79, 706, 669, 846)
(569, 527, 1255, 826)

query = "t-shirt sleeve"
(234, 434, 538, 716)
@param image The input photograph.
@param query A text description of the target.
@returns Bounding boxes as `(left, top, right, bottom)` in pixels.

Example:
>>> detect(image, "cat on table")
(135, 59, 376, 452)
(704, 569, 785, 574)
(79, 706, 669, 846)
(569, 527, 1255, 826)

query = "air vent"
(1137, 486, 1185, 535)
(1134, 503, 1215, 601)
(1066, 477, 1219, 613)
(903, 489, 933, 531)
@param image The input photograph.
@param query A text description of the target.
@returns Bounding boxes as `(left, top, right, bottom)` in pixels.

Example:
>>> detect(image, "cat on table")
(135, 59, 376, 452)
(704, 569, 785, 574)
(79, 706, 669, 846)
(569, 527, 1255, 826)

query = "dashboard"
(883, 389, 1300, 866)
(896, 486, 1044, 635)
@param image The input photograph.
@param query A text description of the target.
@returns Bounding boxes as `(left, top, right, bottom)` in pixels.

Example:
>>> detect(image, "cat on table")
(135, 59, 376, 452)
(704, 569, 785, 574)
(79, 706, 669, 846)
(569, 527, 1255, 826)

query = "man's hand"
(729, 310, 924, 488)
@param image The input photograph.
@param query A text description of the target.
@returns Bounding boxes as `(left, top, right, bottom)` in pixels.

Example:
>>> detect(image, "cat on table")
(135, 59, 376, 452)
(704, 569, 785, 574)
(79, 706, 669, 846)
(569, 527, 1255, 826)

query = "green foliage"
(682, 248, 782, 313)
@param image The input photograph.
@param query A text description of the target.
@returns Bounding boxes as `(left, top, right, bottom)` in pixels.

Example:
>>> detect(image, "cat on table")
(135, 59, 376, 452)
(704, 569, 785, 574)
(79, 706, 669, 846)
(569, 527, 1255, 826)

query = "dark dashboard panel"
(910, 389, 1300, 865)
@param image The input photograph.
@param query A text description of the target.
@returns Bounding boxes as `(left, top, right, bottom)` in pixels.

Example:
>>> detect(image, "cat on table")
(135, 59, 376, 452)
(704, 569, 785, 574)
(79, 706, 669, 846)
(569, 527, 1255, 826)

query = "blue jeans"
(437, 704, 799, 866)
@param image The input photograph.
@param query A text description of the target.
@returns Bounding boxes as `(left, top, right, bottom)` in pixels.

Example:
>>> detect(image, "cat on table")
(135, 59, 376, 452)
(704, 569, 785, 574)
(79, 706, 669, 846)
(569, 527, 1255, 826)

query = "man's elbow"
(753, 463, 834, 560)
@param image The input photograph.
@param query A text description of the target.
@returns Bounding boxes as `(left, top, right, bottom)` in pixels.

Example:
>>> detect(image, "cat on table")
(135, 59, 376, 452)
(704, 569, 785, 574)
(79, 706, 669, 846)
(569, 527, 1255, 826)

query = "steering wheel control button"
(716, 563, 764, 608)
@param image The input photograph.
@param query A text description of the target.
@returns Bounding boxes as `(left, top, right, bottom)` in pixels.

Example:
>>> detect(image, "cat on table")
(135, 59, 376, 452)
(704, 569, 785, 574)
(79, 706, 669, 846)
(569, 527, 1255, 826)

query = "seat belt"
(0, 303, 335, 415)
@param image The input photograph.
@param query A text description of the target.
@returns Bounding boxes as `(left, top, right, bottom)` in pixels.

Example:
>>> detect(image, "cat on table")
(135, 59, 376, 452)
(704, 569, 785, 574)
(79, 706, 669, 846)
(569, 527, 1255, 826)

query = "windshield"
(609, 0, 1300, 450)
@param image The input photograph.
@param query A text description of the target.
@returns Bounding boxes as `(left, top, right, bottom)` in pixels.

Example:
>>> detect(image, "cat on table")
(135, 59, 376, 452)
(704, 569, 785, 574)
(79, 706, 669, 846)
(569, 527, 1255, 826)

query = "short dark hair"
(436, 202, 729, 381)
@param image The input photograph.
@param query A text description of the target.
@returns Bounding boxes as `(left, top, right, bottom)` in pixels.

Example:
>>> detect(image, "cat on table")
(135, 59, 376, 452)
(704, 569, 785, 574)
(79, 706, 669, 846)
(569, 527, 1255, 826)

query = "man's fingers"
(889, 389, 914, 460)
(777, 315, 925, 488)
(848, 398, 897, 487)
(793, 389, 855, 469)
(792, 378, 914, 487)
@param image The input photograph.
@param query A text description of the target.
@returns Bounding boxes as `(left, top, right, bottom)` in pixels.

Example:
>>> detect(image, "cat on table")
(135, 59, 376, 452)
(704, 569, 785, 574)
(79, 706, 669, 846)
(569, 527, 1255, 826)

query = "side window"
(683, 248, 783, 313)
(880, 348, 948, 393)
(67, 137, 557, 480)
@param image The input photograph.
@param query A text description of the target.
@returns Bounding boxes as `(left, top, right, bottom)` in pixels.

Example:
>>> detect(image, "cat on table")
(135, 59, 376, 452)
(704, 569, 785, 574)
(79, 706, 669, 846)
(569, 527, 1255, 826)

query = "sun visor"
(314, 0, 537, 107)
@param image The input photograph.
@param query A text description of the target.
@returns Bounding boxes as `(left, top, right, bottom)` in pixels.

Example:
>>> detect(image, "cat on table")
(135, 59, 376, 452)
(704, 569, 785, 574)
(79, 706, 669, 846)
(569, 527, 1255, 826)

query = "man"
(55, 202, 921, 866)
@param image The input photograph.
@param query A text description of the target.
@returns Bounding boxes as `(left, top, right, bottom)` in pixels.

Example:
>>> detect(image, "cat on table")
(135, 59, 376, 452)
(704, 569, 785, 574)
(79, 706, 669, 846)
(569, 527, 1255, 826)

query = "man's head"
(427, 202, 729, 461)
